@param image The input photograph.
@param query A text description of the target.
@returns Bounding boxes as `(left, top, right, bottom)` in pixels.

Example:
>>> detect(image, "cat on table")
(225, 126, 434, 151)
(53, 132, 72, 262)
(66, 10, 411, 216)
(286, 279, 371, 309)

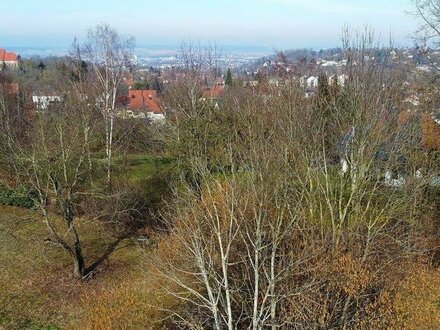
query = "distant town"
(2, 43, 438, 129)
(4, 45, 272, 69)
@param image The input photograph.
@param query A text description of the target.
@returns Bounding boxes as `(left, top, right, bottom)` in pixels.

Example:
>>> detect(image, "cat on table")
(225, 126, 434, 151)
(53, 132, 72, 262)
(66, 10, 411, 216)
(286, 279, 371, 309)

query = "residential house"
(0, 48, 18, 68)
(127, 89, 165, 122)
(268, 78, 281, 87)
(32, 95, 63, 111)
(122, 76, 134, 89)
(337, 74, 348, 87)
(243, 80, 259, 87)
(404, 95, 420, 107)
(338, 110, 440, 187)
(393, 110, 440, 186)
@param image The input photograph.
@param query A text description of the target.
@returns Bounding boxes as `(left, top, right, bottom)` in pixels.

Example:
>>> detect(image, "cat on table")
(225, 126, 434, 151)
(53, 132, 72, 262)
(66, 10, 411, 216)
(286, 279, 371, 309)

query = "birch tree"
(82, 24, 135, 186)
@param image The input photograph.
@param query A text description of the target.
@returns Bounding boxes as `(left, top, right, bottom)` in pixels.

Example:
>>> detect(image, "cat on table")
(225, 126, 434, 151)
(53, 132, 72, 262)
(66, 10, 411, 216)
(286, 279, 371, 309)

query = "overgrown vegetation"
(1, 14, 440, 329)
(150, 35, 440, 328)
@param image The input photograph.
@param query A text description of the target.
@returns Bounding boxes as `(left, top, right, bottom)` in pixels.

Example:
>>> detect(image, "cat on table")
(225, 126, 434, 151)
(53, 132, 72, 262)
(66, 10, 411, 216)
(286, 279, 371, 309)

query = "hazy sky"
(0, 0, 416, 49)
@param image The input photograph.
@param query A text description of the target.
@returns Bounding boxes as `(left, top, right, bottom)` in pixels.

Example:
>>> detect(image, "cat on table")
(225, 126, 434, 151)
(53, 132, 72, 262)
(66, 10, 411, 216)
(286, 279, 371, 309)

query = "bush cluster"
(0, 185, 36, 209)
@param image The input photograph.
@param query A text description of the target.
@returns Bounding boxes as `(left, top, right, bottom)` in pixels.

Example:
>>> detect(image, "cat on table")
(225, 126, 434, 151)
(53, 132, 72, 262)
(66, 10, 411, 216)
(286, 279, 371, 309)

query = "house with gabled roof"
(127, 89, 165, 122)
(337, 109, 440, 187)
(0, 48, 18, 68)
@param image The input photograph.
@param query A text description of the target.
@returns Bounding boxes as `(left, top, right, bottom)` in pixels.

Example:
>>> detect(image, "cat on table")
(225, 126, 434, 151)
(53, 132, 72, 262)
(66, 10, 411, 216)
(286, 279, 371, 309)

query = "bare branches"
(78, 24, 136, 186)
(411, 0, 440, 46)
(154, 28, 436, 328)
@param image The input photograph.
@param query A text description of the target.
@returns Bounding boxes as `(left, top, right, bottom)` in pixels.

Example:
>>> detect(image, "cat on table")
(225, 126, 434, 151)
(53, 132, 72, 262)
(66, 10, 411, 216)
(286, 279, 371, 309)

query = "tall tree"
(81, 24, 135, 187)
(225, 68, 233, 87)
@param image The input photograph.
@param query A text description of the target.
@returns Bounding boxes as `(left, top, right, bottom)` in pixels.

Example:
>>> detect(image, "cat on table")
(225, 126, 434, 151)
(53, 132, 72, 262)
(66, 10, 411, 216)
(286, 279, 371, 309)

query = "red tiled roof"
(4, 52, 17, 61)
(202, 85, 224, 99)
(128, 90, 163, 114)
(0, 48, 18, 62)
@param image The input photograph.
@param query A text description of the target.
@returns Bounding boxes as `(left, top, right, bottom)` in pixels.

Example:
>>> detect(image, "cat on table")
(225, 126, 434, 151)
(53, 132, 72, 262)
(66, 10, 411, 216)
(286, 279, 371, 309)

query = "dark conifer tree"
(225, 68, 233, 87)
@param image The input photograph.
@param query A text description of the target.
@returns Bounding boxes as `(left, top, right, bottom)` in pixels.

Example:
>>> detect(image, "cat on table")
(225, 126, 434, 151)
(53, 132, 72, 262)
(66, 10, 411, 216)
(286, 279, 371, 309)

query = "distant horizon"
(1, 37, 415, 54)
(3, 40, 417, 59)
(2, 44, 272, 58)
(3, 44, 273, 51)
(0, 0, 417, 54)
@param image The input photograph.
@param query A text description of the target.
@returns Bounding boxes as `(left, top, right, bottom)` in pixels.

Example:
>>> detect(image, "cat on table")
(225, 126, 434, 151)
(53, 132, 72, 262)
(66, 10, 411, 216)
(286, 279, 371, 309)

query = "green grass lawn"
(118, 154, 172, 182)
(91, 152, 173, 187)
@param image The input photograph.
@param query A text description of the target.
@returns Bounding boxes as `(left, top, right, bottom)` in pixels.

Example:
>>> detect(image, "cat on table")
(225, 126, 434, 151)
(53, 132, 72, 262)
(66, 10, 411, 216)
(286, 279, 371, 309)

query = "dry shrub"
(354, 289, 400, 330)
(329, 254, 372, 298)
(78, 247, 189, 330)
(394, 266, 440, 329)
(152, 172, 416, 328)
(345, 262, 440, 330)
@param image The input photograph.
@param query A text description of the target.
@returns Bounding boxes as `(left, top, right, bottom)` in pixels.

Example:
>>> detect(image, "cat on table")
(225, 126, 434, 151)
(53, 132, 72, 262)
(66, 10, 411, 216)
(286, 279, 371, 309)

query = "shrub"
(0, 185, 36, 208)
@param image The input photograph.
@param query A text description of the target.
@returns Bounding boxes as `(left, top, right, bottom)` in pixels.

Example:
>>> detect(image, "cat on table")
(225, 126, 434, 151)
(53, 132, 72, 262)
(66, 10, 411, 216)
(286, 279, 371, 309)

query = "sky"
(0, 0, 417, 50)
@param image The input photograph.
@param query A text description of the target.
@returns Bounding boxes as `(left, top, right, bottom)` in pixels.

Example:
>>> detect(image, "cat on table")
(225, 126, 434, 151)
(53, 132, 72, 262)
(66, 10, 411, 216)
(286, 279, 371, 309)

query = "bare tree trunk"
(107, 113, 114, 187)
(73, 249, 86, 279)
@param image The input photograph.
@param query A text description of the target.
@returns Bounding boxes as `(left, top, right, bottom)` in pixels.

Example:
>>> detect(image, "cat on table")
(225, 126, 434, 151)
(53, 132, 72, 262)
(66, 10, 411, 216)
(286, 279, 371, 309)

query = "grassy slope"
(0, 154, 172, 329)
(0, 205, 151, 329)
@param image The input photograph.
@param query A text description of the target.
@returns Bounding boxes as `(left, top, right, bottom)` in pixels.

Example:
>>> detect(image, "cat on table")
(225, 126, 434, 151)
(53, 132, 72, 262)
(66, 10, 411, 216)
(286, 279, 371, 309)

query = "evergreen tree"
(133, 80, 150, 90)
(37, 61, 46, 71)
(225, 68, 233, 86)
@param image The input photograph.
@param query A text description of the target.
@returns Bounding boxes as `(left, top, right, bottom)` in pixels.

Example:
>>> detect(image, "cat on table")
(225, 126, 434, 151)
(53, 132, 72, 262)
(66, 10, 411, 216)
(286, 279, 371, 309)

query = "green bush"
(0, 185, 36, 209)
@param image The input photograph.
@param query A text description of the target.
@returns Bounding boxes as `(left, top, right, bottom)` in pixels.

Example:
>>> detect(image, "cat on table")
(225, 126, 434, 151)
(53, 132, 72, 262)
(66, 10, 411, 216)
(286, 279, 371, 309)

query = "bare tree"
(0, 92, 136, 279)
(411, 0, 440, 46)
(81, 24, 135, 186)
